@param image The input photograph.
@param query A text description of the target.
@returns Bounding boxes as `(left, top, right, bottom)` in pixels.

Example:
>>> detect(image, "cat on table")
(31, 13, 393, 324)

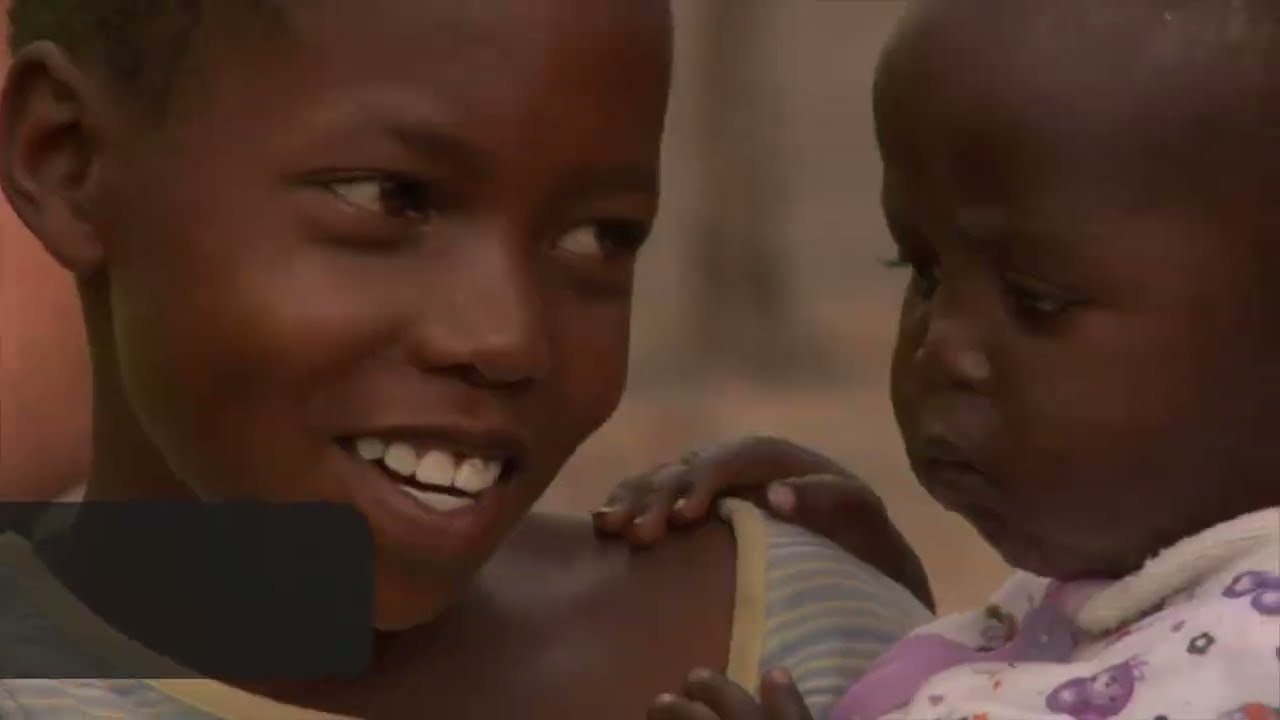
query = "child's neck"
(86, 372, 199, 500)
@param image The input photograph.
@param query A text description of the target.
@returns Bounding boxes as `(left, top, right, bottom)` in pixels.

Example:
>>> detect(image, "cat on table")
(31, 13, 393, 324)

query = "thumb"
(764, 474, 885, 529)
(759, 669, 813, 720)
(764, 481, 799, 518)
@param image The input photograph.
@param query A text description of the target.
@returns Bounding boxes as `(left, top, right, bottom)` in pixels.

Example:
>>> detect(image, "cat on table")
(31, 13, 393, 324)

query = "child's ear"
(1, 41, 108, 276)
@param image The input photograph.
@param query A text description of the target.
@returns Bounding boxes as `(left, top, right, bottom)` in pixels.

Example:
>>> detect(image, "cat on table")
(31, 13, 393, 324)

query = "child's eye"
(555, 220, 651, 261)
(326, 175, 435, 223)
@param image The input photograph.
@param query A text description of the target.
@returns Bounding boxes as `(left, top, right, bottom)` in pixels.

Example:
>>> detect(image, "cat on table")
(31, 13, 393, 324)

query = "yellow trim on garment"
(718, 498, 769, 692)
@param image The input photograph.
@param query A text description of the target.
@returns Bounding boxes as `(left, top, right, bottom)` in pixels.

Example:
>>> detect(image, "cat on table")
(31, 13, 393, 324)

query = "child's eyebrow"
(561, 164, 659, 199)
(384, 123, 493, 179)
(383, 123, 656, 198)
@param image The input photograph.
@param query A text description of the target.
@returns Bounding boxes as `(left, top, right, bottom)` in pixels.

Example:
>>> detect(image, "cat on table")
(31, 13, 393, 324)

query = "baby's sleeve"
(717, 499, 933, 720)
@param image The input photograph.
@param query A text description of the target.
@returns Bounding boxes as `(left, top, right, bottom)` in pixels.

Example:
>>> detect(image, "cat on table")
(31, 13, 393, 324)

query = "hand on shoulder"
(593, 436, 934, 611)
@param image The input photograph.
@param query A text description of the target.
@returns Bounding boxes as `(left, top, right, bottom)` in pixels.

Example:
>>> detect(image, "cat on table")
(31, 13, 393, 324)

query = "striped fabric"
(719, 500, 933, 719)
(760, 520, 933, 718)
(0, 679, 220, 719)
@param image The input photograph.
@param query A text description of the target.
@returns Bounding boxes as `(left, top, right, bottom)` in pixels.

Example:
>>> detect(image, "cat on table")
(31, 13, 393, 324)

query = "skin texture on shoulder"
(252, 512, 736, 718)
(880, 0, 1280, 581)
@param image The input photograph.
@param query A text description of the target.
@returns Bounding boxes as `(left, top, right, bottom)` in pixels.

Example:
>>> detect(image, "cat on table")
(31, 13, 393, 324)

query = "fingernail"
(687, 667, 714, 682)
(592, 505, 617, 516)
(767, 482, 797, 515)
(673, 497, 689, 513)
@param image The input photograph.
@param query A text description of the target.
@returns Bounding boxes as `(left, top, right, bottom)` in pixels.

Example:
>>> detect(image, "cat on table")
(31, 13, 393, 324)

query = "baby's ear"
(1, 41, 109, 276)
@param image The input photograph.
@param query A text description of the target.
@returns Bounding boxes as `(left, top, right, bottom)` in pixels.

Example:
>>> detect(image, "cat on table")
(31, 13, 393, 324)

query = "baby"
(601, 1, 1280, 718)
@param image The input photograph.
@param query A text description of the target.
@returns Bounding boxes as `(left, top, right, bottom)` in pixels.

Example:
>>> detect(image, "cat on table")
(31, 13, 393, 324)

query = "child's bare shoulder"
(490, 511, 736, 618)
(369, 514, 738, 717)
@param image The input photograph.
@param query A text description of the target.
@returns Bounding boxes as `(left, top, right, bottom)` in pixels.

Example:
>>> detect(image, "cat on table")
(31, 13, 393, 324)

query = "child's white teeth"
(383, 441, 419, 477)
(354, 436, 387, 461)
(415, 450, 456, 487)
(351, 437, 505, 493)
(454, 457, 500, 494)
(399, 485, 474, 513)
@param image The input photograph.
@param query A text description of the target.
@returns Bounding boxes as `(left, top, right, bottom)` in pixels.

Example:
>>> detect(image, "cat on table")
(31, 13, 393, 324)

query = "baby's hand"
(647, 668, 814, 720)
(592, 435, 860, 546)
(593, 436, 935, 611)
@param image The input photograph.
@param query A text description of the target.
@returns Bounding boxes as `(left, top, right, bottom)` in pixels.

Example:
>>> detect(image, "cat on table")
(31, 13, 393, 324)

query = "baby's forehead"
(893, 0, 1277, 56)
(883, 0, 1276, 100)
(877, 0, 1280, 202)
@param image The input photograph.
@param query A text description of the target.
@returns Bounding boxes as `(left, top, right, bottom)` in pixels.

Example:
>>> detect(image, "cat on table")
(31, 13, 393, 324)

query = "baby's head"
(881, 0, 1280, 580)
(2, 0, 671, 627)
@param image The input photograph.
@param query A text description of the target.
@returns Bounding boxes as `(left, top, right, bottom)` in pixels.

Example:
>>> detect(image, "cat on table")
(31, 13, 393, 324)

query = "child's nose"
(404, 240, 552, 388)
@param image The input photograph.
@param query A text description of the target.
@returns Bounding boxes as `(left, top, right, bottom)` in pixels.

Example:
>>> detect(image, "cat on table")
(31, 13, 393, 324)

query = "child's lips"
(334, 442, 515, 564)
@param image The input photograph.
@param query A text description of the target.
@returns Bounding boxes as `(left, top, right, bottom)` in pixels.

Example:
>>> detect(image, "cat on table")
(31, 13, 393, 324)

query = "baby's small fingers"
(592, 477, 655, 535)
(591, 505, 630, 535)
(647, 694, 721, 720)
(624, 463, 689, 546)
(759, 669, 814, 720)
(681, 668, 763, 719)
(591, 503, 639, 536)
(668, 462, 721, 526)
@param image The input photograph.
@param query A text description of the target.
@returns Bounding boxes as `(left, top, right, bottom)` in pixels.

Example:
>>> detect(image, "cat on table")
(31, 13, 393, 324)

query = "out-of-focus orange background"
(0, 1, 1006, 611)
(0, 0, 94, 501)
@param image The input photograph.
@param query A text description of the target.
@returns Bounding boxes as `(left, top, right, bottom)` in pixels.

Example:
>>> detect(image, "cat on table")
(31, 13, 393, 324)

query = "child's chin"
(374, 614, 431, 632)
(372, 575, 461, 631)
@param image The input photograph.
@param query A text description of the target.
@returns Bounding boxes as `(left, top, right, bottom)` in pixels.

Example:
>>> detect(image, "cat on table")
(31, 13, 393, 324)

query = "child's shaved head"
(881, 0, 1280, 579)
(7, 0, 282, 116)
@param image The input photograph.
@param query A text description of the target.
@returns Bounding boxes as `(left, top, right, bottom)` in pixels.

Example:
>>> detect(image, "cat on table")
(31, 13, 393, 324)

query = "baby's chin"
(996, 535, 1140, 582)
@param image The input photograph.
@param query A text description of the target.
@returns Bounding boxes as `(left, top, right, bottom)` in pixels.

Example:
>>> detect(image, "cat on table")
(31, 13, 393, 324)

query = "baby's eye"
(555, 220, 650, 261)
(882, 250, 939, 299)
(326, 175, 435, 223)
(1003, 277, 1078, 326)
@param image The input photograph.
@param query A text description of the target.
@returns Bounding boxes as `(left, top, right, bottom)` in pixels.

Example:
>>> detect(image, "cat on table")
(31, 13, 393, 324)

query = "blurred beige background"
(0, 0, 1006, 611)
(540, 0, 1007, 612)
